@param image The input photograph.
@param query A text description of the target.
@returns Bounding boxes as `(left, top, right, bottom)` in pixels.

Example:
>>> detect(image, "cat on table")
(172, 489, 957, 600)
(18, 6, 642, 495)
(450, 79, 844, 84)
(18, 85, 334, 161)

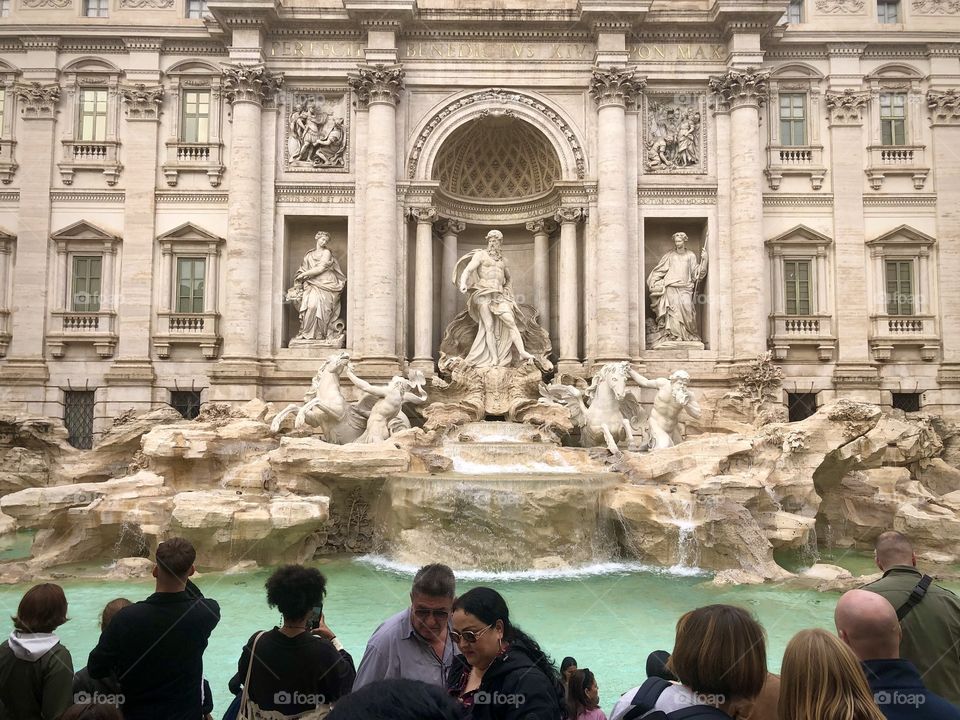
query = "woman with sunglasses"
(446, 587, 564, 719)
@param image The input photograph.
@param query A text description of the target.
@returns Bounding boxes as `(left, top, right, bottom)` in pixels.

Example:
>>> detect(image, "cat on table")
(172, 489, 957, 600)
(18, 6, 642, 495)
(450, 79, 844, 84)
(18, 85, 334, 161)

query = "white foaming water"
(464, 433, 524, 443)
(449, 457, 576, 475)
(355, 555, 711, 581)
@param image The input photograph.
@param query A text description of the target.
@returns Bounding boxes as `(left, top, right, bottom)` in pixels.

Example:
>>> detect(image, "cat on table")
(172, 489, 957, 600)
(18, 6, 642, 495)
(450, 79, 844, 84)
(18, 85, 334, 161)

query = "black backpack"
(622, 678, 732, 720)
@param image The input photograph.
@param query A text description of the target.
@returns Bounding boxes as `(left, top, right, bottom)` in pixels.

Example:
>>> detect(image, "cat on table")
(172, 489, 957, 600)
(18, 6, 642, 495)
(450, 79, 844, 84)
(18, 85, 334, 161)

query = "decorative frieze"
(348, 64, 405, 108)
(708, 68, 769, 110)
(119, 0, 173, 7)
(273, 184, 355, 204)
(927, 89, 960, 123)
(14, 82, 61, 118)
(815, 0, 866, 13)
(589, 67, 646, 108)
(21, 0, 71, 7)
(120, 84, 164, 120)
(221, 63, 283, 106)
(643, 92, 706, 174)
(825, 88, 870, 124)
(913, 0, 960, 14)
(285, 89, 349, 172)
(638, 186, 717, 205)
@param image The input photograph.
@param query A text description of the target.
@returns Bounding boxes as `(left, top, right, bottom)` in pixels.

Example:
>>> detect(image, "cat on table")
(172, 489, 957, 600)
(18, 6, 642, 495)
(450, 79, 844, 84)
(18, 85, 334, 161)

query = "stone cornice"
(51, 190, 125, 202)
(222, 62, 283, 106)
(638, 186, 717, 205)
(123, 37, 164, 51)
(0, 192, 19, 203)
(14, 82, 61, 118)
(927, 89, 960, 124)
(273, 184, 355, 203)
(120, 83, 164, 120)
(20, 36, 61, 50)
(348, 64, 405, 108)
(155, 191, 229, 203)
(763, 194, 834, 207)
(826, 42, 867, 56)
(589, 67, 646, 108)
(862, 195, 937, 207)
(708, 67, 769, 110)
(825, 88, 870, 124)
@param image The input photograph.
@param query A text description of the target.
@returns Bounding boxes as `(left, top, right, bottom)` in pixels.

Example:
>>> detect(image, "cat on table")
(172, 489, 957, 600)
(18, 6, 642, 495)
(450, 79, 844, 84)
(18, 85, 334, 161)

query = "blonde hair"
(779, 629, 885, 720)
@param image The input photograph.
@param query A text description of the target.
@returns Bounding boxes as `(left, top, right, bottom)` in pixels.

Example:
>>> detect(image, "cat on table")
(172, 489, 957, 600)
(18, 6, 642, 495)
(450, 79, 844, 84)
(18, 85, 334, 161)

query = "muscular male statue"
(628, 369, 701, 449)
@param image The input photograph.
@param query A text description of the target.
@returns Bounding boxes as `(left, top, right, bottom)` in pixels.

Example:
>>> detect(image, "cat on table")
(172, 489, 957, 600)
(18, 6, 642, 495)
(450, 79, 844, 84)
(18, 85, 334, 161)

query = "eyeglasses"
(450, 624, 493, 645)
(413, 608, 450, 621)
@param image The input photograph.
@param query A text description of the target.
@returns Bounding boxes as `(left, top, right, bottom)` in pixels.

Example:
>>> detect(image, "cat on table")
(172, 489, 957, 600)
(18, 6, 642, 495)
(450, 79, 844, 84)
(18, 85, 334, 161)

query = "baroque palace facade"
(0, 0, 959, 445)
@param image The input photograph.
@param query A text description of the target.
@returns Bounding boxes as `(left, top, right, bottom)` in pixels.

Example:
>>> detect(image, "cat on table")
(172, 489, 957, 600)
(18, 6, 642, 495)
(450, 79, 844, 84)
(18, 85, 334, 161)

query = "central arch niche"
(432, 116, 561, 202)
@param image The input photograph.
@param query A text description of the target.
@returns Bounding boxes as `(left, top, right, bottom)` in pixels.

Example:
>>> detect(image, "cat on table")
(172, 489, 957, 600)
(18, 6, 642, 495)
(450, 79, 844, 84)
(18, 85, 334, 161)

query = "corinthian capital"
(348, 64, 405, 108)
(927, 88, 960, 124)
(222, 63, 283, 106)
(14, 82, 61, 118)
(554, 207, 586, 225)
(120, 84, 165, 120)
(589, 67, 646, 108)
(437, 219, 466, 236)
(825, 88, 871, 124)
(708, 68, 770, 110)
(526, 219, 557, 235)
(406, 206, 438, 224)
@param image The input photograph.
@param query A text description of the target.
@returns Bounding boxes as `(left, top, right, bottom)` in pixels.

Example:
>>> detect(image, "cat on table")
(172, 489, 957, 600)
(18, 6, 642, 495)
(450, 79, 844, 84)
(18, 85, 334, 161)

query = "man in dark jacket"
(87, 537, 220, 720)
(862, 531, 960, 707)
(836, 588, 960, 719)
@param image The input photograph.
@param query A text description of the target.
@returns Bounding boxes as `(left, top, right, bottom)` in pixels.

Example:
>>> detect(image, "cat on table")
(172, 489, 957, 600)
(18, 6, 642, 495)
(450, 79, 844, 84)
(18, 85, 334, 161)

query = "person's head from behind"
(667, 605, 767, 706)
(560, 656, 578, 684)
(780, 628, 886, 720)
(566, 668, 600, 716)
(835, 589, 901, 662)
(646, 650, 677, 681)
(266, 564, 327, 625)
(874, 530, 915, 572)
(153, 537, 196, 589)
(410, 563, 455, 642)
(12, 583, 68, 634)
(327, 679, 465, 720)
(100, 598, 132, 630)
(60, 704, 123, 720)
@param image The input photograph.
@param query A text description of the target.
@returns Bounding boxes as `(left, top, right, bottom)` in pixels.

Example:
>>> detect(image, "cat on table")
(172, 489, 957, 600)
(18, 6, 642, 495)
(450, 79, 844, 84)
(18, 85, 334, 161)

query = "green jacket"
(864, 565, 960, 708)
(0, 635, 74, 720)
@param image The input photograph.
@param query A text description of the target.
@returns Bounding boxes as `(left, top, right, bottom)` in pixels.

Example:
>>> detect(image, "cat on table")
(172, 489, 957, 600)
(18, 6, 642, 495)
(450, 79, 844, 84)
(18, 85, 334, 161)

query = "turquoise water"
(2, 552, 957, 713)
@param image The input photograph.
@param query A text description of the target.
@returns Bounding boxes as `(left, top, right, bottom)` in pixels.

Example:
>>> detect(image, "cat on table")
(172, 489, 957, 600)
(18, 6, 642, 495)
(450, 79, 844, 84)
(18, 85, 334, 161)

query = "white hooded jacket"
(7, 631, 61, 661)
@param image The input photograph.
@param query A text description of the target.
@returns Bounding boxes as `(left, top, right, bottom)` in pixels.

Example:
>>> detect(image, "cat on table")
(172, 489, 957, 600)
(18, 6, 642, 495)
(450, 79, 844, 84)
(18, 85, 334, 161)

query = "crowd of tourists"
(0, 530, 958, 720)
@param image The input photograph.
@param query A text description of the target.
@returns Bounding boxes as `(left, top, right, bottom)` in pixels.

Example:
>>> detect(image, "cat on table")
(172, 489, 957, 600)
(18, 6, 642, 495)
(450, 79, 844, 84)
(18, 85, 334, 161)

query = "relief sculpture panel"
(285, 89, 349, 172)
(642, 92, 706, 175)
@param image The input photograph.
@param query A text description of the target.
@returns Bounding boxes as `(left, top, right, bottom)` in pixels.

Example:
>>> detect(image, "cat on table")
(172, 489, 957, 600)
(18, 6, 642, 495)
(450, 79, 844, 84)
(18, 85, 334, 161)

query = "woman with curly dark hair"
(446, 586, 565, 720)
(227, 565, 355, 718)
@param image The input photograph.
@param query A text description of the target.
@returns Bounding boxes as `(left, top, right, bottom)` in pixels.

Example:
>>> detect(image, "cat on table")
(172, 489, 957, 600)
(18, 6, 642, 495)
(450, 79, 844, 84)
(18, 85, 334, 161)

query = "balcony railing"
(866, 145, 929, 190)
(59, 139, 121, 186)
(869, 314, 939, 362)
(769, 314, 836, 361)
(163, 141, 224, 187)
(48, 309, 117, 358)
(765, 145, 826, 190)
(154, 311, 221, 359)
(0, 139, 16, 184)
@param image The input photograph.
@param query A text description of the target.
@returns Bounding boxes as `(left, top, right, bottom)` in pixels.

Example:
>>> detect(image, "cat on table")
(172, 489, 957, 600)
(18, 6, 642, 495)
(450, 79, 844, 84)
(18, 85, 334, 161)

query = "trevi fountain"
(1, 226, 958, 705)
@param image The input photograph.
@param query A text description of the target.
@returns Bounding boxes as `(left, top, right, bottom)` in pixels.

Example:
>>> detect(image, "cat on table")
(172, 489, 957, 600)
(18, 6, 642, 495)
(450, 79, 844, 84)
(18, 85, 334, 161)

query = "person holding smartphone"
(228, 565, 356, 719)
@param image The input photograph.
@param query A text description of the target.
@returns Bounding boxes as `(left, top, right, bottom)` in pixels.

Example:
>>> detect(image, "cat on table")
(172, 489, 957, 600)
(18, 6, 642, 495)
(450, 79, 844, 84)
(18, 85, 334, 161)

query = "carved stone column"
(589, 67, 645, 362)
(555, 207, 585, 369)
(408, 206, 438, 371)
(349, 64, 405, 368)
(526, 219, 556, 329)
(709, 68, 769, 361)
(928, 89, 960, 394)
(106, 81, 165, 391)
(0, 79, 60, 390)
(219, 63, 282, 368)
(438, 219, 466, 335)
(825, 88, 877, 390)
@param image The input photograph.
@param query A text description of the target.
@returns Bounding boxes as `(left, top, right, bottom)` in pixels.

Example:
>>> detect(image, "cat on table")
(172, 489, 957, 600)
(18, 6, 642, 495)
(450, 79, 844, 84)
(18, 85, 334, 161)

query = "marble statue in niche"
(286, 231, 346, 347)
(287, 92, 347, 170)
(647, 231, 708, 348)
(644, 95, 704, 173)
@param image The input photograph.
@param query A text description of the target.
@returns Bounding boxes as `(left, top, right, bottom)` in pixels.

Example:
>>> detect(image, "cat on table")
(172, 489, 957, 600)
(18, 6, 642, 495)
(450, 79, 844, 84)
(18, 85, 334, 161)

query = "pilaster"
(437, 219, 466, 336)
(555, 207, 585, 372)
(408, 206, 438, 372)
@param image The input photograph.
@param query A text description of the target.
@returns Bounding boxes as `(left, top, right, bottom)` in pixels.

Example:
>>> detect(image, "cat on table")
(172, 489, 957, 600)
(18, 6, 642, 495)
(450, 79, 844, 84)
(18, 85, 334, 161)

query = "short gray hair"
(411, 564, 456, 598)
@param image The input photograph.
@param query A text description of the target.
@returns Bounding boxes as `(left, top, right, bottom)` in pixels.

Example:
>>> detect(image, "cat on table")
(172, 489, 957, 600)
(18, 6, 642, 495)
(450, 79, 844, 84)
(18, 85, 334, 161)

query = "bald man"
(836, 589, 960, 719)
(862, 530, 960, 707)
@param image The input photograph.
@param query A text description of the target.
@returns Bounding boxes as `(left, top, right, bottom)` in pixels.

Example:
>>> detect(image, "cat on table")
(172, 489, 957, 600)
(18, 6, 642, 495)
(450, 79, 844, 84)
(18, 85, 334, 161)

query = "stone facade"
(0, 0, 959, 442)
